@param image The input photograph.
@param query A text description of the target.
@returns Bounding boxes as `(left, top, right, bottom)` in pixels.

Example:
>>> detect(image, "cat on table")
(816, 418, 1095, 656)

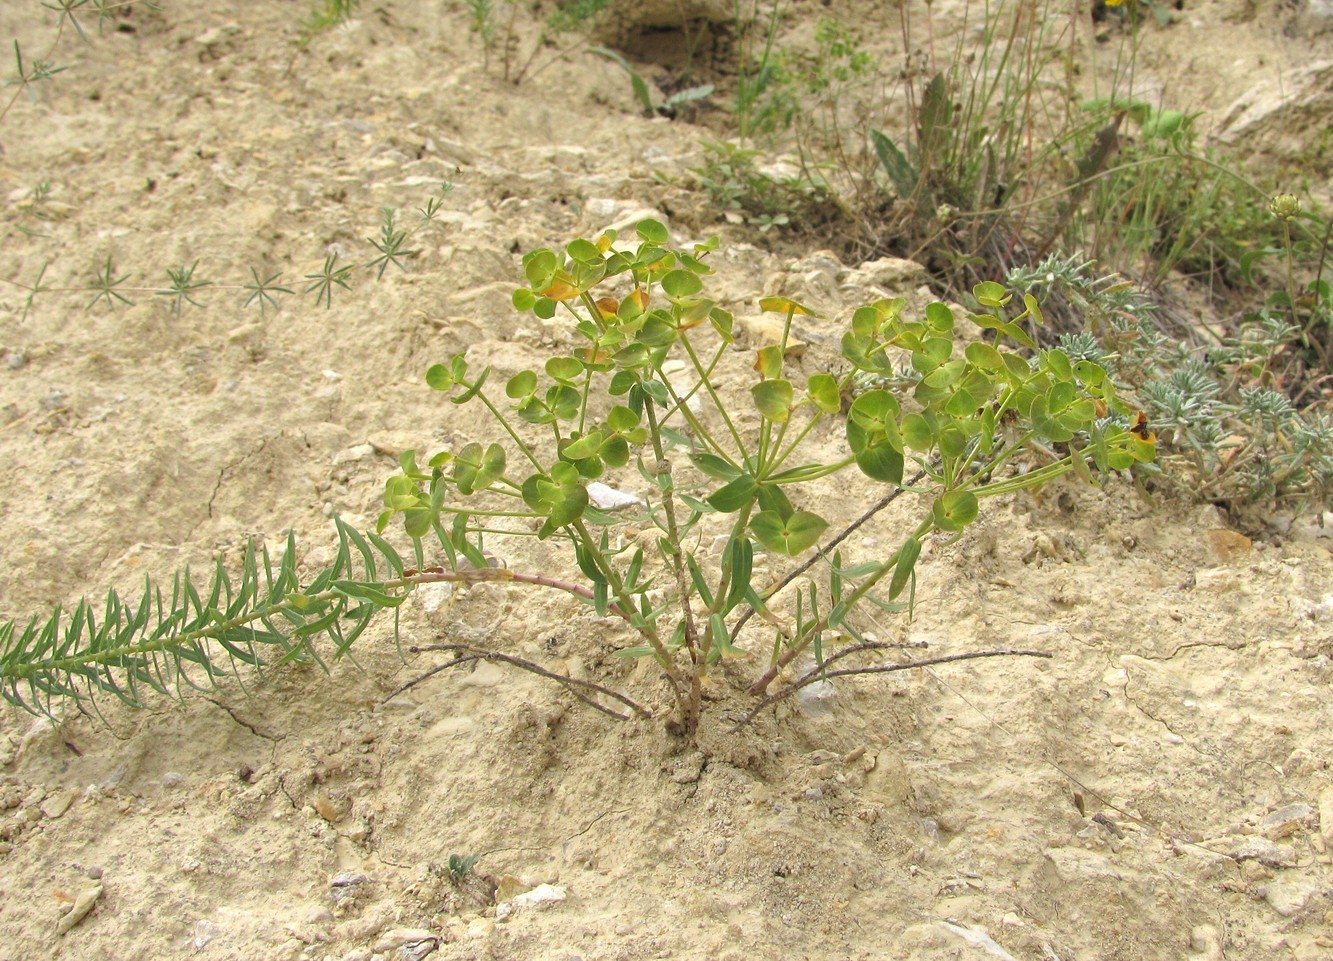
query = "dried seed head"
(1269, 193, 1301, 221)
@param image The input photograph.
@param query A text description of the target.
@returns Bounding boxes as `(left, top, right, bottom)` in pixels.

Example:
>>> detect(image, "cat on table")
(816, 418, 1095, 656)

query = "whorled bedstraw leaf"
(601, 436, 631, 468)
(722, 535, 753, 614)
(1030, 395, 1075, 443)
(620, 287, 649, 320)
(911, 337, 953, 375)
(756, 482, 795, 521)
(710, 307, 734, 341)
(1023, 292, 1045, 326)
(750, 510, 829, 556)
(524, 248, 558, 287)
(851, 305, 879, 338)
(1074, 359, 1108, 387)
(944, 387, 978, 418)
(853, 441, 904, 485)
(451, 364, 488, 404)
(607, 405, 640, 433)
(541, 277, 579, 301)
(549, 384, 581, 421)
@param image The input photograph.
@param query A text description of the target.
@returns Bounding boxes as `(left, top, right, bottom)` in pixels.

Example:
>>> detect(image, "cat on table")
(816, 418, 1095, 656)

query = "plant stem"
(736, 647, 1053, 727)
(747, 515, 935, 696)
(641, 400, 703, 729)
(398, 643, 653, 719)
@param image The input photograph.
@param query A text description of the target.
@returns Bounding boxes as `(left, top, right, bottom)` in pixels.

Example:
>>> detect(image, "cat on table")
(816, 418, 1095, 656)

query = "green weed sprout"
(0, 221, 1154, 735)
(447, 853, 480, 884)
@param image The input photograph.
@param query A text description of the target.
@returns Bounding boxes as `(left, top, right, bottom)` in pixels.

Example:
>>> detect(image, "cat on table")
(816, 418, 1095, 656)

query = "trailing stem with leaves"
(0, 222, 1154, 734)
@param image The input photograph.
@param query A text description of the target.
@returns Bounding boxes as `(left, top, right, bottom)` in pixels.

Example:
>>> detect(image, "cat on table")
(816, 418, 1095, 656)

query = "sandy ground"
(1, 1, 1331, 959)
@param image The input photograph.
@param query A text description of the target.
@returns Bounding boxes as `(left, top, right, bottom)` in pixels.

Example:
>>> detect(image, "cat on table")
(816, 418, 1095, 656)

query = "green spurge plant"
(0, 222, 1155, 733)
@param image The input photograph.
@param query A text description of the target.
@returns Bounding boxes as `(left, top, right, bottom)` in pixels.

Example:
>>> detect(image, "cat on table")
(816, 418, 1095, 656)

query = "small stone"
(848, 256, 926, 291)
(794, 679, 837, 717)
(1235, 836, 1290, 867)
(1193, 568, 1240, 593)
(1263, 873, 1324, 917)
(1042, 847, 1122, 882)
(1240, 859, 1273, 882)
(55, 885, 103, 936)
(587, 482, 644, 511)
(226, 323, 262, 343)
(373, 928, 438, 952)
(1189, 924, 1223, 961)
(40, 789, 78, 820)
(1204, 528, 1251, 563)
(737, 314, 807, 356)
(1261, 803, 1315, 839)
(496, 883, 567, 920)
(465, 917, 494, 940)
(195, 22, 241, 46)
(495, 875, 527, 902)
(1317, 787, 1333, 847)
(333, 444, 376, 466)
(306, 906, 335, 924)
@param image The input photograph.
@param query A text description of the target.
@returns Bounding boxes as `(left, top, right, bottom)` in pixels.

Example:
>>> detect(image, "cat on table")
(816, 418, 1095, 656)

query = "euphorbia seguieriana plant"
(375, 220, 1155, 730)
(0, 221, 1154, 734)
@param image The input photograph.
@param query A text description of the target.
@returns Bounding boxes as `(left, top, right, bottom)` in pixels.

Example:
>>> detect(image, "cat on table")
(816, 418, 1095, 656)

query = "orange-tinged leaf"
(753, 345, 783, 379)
(758, 296, 815, 316)
(541, 279, 579, 301)
(575, 347, 613, 366)
(594, 297, 620, 319)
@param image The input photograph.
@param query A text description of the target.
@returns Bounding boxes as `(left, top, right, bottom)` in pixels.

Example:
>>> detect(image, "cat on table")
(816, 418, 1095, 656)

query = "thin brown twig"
(732, 647, 1053, 729)
(393, 643, 653, 721)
